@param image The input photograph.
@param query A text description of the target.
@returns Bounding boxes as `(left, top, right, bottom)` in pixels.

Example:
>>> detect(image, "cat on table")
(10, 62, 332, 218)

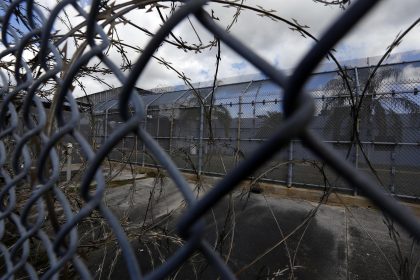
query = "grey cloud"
(68, 0, 420, 94)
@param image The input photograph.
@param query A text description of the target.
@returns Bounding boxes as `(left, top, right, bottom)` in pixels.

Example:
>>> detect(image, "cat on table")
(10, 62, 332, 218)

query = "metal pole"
(252, 82, 262, 132)
(287, 141, 294, 187)
(135, 135, 138, 164)
(354, 67, 361, 196)
(142, 113, 147, 167)
(104, 108, 109, 144)
(198, 104, 204, 175)
(122, 137, 125, 162)
(156, 110, 160, 144)
(66, 143, 73, 182)
(169, 107, 174, 155)
(235, 95, 242, 164)
(390, 149, 396, 194)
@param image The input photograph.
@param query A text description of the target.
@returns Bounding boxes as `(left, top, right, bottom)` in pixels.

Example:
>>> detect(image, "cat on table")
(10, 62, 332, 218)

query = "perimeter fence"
(1, 0, 420, 279)
(84, 61, 420, 199)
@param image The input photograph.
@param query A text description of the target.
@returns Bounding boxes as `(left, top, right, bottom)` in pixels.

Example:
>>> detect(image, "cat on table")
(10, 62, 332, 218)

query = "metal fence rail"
(0, 0, 419, 279)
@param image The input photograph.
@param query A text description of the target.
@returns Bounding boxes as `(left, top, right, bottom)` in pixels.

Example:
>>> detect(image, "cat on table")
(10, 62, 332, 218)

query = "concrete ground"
(85, 175, 420, 280)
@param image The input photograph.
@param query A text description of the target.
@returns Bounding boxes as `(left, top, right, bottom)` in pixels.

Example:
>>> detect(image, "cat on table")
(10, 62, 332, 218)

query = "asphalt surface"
(85, 176, 420, 280)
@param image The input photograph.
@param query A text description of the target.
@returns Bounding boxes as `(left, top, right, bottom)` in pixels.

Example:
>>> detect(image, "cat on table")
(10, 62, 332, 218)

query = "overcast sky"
(35, 0, 420, 95)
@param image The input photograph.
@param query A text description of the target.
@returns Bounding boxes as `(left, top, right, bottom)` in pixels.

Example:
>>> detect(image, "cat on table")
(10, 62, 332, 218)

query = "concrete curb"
(112, 163, 420, 217)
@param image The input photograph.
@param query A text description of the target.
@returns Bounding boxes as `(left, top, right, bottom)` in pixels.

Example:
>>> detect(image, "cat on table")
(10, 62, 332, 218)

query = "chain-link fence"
(86, 61, 420, 200)
(1, 0, 420, 279)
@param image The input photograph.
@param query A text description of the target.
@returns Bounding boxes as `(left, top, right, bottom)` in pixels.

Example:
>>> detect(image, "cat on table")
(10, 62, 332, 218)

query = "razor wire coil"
(0, 0, 419, 279)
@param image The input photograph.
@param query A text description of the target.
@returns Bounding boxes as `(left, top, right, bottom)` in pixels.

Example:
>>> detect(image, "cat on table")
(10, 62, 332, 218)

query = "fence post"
(142, 109, 148, 167)
(135, 135, 138, 165)
(353, 67, 361, 196)
(156, 110, 160, 145)
(198, 104, 204, 175)
(390, 148, 396, 193)
(234, 96, 243, 165)
(169, 106, 175, 156)
(287, 141, 294, 187)
(66, 143, 73, 182)
(122, 137, 125, 162)
(104, 108, 109, 143)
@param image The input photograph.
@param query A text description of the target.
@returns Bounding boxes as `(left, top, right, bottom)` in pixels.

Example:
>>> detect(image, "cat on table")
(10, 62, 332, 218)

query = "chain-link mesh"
(1, 0, 420, 279)
(102, 63, 420, 199)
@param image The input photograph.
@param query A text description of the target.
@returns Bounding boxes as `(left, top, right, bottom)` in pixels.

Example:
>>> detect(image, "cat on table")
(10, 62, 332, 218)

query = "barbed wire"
(0, 0, 419, 279)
